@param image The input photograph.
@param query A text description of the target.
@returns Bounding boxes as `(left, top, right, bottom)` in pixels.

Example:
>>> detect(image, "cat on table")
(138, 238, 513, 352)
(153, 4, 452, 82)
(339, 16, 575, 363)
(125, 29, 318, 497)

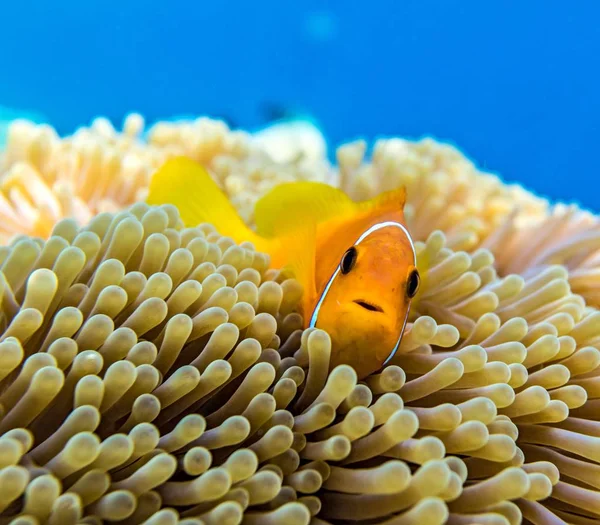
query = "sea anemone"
(337, 139, 600, 309)
(0, 116, 332, 241)
(0, 115, 599, 524)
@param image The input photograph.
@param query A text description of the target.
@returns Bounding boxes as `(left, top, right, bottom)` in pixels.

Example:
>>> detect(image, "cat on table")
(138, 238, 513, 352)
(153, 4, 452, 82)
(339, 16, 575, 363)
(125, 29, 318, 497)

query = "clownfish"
(147, 157, 421, 379)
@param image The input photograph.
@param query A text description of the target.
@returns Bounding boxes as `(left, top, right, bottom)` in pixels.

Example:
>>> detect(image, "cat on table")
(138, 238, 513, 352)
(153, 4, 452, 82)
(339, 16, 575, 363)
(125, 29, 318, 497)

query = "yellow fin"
(254, 181, 357, 238)
(277, 222, 318, 313)
(147, 157, 261, 246)
(358, 185, 407, 213)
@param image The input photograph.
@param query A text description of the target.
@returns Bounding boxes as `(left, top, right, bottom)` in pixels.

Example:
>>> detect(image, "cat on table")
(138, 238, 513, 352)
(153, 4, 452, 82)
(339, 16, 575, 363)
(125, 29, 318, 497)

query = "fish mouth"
(353, 300, 384, 313)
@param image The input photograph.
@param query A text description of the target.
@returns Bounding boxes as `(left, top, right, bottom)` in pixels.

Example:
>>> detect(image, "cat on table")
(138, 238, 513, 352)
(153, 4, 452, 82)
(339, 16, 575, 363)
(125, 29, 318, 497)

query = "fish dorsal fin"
(147, 156, 260, 246)
(253, 182, 335, 311)
(254, 181, 357, 238)
(358, 185, 407, 214)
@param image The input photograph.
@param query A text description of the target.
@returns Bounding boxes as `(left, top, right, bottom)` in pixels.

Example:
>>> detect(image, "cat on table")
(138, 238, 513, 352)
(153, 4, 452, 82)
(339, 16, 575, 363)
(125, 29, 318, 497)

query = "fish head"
(310, 221, 419, 379)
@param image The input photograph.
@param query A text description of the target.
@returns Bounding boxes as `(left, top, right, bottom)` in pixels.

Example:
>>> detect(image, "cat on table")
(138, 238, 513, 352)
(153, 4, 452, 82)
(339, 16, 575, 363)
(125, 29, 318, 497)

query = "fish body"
(147, 157, 420, 378)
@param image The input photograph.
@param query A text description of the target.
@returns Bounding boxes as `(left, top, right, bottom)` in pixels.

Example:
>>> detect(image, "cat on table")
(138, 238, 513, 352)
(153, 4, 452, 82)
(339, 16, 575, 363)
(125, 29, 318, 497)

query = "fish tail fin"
(147, 156, 262, 247)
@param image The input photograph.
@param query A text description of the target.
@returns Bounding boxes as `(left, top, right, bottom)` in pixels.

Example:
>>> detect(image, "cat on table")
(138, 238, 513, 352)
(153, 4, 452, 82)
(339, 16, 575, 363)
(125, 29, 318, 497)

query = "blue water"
(1, 1, 599, 209)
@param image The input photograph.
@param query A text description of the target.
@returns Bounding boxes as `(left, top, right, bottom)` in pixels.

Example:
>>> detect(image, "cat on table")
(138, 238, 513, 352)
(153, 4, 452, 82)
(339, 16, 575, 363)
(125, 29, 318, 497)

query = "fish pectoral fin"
(254, 181, 357, 238)
(276, 222, 318, 315)
(147, 156, 261, 246)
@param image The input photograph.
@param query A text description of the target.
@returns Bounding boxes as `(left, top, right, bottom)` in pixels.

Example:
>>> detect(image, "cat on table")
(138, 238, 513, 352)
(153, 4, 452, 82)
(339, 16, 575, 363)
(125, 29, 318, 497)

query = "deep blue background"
(1, 1, 599, 209)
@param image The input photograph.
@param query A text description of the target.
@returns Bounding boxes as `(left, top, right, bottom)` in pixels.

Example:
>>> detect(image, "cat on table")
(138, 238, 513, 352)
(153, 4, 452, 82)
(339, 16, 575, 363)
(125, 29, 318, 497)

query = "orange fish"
(147, 157, 421, 378)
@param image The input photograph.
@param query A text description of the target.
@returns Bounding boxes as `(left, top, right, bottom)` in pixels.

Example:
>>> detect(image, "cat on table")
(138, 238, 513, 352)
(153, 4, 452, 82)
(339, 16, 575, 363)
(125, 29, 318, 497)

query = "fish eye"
(406, 269, 420, 298)
(340, 247, 358, 274)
